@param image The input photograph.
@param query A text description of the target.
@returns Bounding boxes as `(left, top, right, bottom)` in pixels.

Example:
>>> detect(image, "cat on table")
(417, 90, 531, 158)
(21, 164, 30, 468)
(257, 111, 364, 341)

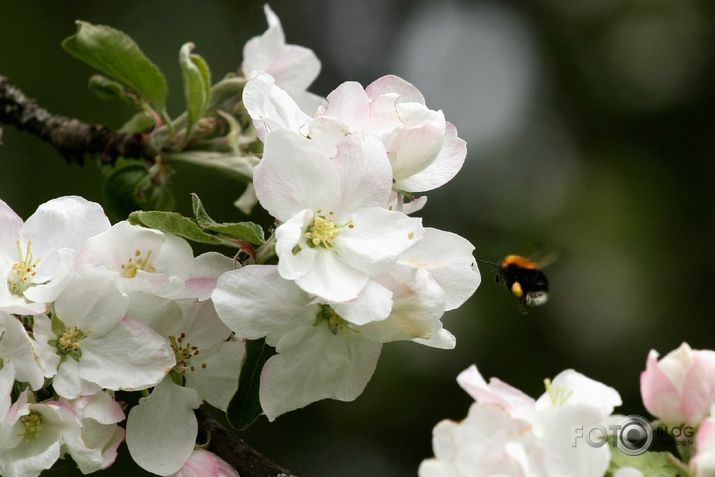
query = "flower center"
(120, 249, 157, 278)
(304, 210, 353, 249)
(544, 378, 573, 407)
(7, 241, 42, 296)
(20, 411, 43, 441)
(169, 333, 206, 375)
(314, 305, 349, 335)
(53, 326, 85, 361)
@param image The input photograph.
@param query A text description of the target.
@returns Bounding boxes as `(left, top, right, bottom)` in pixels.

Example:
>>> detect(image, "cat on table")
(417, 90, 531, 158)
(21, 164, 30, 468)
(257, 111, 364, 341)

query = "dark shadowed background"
(1, 1, 714, 475)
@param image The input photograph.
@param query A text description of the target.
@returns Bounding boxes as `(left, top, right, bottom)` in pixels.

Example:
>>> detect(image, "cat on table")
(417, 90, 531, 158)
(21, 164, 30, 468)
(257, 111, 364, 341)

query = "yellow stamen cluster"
(56, 326, 85, 358)
(544, 378, 573, 407)
(169, 333, 206, 374)
(20, 411, 43, 441)
(7, 241, 42, 296)
(120, 249, 157, 278)
(315, 305, 350, 335)
(304, 210, 353, 249)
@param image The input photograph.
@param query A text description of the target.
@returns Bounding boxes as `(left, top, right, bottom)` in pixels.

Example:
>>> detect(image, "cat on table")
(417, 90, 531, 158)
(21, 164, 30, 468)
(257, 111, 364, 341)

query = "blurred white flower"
(171, 449, 239, 477)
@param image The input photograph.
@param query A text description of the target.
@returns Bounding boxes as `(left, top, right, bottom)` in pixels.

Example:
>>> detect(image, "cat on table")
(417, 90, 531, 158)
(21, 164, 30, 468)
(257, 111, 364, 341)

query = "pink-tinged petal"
(457, 365, 535, 416)
(254, 130, 341, 221)
(259, 322, 381, 421)
(242, 73, 311, 140)
(292, 90, 326, 116)
(682, 350, 715, 425)
(126, 379, 201, 476)
(388, 121, 445, 182)
(267, 44, 321, 94)
(397, 122, 467, 192)
(79, 318, 175, 392)
(640, 349, 683, 424)
(21, 196, 110, 258)
(0, 199, 22, 258)
(322, 81, 371, 126)
(399, 228, 480, 311)
(697, 415, 715, 450)
(181, 252, 233, 301)
(275, 210, 317, 281)
(212, 265, 315, 345)
(366, 75, 426, 105)
(331, 280, 393, 326)
(176, 449, 239, 477)
(295, 250, 369, 302)
(337, 207, 424, 276)
(332, 133, 393, 218)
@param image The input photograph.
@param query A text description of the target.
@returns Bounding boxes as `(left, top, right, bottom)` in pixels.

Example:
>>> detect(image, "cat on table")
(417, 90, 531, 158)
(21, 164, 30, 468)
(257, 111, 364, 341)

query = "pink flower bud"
(640, 343, 715, 426)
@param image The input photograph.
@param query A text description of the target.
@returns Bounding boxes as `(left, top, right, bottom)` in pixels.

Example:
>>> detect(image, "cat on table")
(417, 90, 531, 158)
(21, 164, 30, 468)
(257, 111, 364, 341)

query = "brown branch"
(0, 75, 153, 165)
(196, 406, 296, 477)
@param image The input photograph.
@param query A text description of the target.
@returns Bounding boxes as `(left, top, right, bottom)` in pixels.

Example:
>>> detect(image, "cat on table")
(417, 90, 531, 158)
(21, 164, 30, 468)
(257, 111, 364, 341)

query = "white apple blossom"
(125, 296, 244, 476)
(77, 221, 233, 301)
(212, 259, 462, 420)
(34, 267, 175, 399)
(241, 4, 323, 113)
(421, 365, 623, 477)
(254, 128, 424, 302)
(0, 196, 110, 315)
(171, 449, 239, 477)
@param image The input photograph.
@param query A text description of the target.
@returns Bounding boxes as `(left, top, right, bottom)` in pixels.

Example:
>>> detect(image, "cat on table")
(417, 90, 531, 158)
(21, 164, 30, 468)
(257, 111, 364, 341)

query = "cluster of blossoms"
(0, 5, 480, 476)
(211, 7, 480, 420)
(0, 196, 242, 476)
(421, 342, 715, 477)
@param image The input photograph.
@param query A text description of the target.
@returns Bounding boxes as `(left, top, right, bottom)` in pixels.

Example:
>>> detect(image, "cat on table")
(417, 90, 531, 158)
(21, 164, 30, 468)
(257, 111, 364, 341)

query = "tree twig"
(196, 406, 296, 477)
(0, 75, 153, 164)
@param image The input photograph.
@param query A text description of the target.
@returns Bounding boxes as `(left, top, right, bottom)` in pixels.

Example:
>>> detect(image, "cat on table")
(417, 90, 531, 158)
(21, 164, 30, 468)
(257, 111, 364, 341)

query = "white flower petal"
(242, 72, 311, 140)
(0, 200, 22, 259)
(337, 207, 423, 276)
(174, 449, 239, 477)
(53, 358, 101, 399)
(0, 312, 46, 390)
(332, 133, 393, 218)
(365, 75, 426, 105)
(21, 196, 110, 258)
(79, 318, 174, 391)
(396, 122, 467, 192)
(126, 378, 201, 476)
(254, 130, 341, 221)
(295, 249, 369, 302)
(275, 210, 317, 280)
(53, 267, 128, 335)
(260, 323, 381, 421)
(21, 248, 74, 304)
(398, 227, 480, 310)
(213, 265, 315, 345)
(323, 81, 371, 126)
(331, 280, 393, 326)
(181, 252, 234, 301)
(185, 338, 245, 411)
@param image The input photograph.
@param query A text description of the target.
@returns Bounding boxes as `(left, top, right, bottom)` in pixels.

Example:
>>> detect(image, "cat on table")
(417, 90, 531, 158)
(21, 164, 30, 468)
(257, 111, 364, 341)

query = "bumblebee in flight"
(494, 254, 549, 310)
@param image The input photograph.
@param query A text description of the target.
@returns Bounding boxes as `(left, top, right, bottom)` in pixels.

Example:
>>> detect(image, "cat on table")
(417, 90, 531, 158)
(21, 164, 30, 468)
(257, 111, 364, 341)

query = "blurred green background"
(1, 0, 714, 475)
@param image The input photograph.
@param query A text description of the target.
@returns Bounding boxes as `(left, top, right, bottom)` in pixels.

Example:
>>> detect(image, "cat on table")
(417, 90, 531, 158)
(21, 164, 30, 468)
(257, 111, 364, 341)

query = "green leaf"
(191, 193, 264, 244)
(608, 450, 684, 477)
(179, 43, 211, 137)
(227, 338, 276, 430)
(127, 211, 225, 245)
(102, 163, 150, 220)
(62, 21, 168, 109)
